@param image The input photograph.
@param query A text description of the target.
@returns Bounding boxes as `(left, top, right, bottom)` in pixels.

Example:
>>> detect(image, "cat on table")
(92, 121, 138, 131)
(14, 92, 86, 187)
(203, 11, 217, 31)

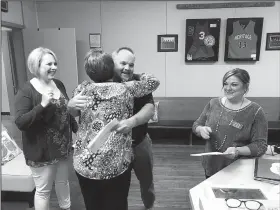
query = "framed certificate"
(89, 33, 101, 48)
(266, 33, 280, 51)
(157, 34, 178, 52)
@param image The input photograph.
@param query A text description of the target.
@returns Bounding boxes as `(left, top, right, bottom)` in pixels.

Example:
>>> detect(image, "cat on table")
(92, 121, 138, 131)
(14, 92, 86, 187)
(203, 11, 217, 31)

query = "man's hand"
(116, 118, 136, 134)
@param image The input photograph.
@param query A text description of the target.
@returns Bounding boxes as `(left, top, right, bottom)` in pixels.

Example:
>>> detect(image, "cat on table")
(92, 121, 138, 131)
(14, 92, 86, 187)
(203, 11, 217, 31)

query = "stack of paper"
(87, 119, 119, 153)
(254, 158, 280, 185)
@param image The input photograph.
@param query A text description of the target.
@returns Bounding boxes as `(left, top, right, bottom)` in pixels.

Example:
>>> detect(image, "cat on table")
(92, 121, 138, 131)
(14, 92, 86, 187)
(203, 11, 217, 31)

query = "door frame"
(1, 23, 27, 117)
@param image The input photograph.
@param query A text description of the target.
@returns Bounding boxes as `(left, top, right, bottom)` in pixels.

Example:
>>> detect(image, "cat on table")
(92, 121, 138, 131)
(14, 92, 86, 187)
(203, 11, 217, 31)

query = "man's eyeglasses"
(225, 198, 263, 210)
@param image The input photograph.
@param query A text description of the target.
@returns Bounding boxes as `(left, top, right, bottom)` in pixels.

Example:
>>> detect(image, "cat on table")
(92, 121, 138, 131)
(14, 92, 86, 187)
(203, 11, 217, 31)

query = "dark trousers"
(76, 166, 132, 210)
(133, 134, 155, 208)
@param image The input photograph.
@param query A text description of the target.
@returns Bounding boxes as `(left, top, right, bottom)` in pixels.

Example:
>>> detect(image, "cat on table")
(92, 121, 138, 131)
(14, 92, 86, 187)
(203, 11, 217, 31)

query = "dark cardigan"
(15, 79, 77, 163)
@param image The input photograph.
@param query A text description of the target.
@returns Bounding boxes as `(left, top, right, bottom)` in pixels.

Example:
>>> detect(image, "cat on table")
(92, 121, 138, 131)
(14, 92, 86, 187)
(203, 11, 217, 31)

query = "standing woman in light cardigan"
(14, 47, 87, 210)
(192, 68, 268, 178)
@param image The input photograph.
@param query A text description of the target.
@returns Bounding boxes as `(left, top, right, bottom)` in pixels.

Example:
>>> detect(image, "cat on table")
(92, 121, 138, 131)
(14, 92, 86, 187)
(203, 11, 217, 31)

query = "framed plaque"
(89, 33, 101, 48)
(265, 33, 280, 51)
(157, 34, 178, 52)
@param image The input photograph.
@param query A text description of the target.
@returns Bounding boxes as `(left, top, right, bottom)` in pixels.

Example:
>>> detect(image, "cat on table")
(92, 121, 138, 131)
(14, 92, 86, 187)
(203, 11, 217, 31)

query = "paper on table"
(190, 152, 229, 156)
(87, 118, 119, 153)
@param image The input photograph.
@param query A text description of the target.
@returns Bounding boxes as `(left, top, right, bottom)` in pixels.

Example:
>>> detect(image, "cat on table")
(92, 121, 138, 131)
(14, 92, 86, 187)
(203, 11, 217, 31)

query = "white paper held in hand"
(87, 118, 119, 153)
(190, 152, 229, 156)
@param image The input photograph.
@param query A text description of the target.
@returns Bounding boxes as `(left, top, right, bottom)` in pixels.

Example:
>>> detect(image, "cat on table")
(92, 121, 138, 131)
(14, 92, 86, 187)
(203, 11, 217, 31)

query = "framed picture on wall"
(224, 18, 263, 61)
(89, 33, 101, 48)
(157, 34, 178, 52)
(1, 1, 8, 12)
(266, 33, 280, 51)
(185, 18, 221, 62)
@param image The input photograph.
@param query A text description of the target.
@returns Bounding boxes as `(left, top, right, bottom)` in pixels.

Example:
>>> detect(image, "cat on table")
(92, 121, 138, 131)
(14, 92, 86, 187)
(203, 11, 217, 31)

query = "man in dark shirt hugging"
(112, 47, 156, 210)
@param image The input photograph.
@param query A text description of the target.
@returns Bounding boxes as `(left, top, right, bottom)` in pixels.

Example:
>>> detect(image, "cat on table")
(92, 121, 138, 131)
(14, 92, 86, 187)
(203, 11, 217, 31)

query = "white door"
(22, 28, 78, 97)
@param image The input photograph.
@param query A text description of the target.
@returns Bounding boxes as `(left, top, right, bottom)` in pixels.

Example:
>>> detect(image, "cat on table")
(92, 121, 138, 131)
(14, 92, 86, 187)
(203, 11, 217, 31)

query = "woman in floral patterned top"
(15, 47, 79, 210)
(72, 50, 160, 210)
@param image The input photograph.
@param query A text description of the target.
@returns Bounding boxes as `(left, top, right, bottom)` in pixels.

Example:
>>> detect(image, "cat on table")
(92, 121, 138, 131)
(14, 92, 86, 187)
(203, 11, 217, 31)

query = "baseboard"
(149, 127, 280, 145)
(1, 112, 10, 116)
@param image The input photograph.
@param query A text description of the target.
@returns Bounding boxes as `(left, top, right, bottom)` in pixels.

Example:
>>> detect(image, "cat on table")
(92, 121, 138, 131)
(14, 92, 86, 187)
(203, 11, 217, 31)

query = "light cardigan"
(192, 98, 268, 177)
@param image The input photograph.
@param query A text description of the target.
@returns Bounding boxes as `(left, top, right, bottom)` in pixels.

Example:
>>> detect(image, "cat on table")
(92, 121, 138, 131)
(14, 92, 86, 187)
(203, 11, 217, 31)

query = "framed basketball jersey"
(185, 18, 221, 62)
(224, 18, 263, 61)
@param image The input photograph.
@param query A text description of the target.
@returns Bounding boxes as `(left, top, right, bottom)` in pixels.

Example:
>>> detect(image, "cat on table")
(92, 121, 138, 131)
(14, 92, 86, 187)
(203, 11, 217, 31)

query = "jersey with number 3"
(188, 21, 214, 59)
(228, 20, 257, 59)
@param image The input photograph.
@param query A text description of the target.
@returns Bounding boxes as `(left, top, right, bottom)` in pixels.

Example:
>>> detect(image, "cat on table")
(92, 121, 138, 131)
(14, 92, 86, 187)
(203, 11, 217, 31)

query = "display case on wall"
(185, 18, 221, 62)
(224, 17, 263, 61)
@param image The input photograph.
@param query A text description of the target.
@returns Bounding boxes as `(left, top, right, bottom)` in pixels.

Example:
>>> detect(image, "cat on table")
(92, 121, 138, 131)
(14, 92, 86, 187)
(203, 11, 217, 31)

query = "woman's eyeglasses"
(225, 198, 263, 210)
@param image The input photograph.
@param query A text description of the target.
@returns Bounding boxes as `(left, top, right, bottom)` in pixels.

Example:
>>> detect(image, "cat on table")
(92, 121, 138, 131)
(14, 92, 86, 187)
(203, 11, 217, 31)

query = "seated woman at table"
(192, 68, 268, 178)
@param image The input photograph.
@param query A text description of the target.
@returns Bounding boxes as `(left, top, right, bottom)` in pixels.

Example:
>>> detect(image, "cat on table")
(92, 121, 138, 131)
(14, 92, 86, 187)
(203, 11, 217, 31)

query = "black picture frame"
(185, 18, 221, 62)
(157, 34, 178, 52)
(224, 17, 263, 62)
(266, 33, 280, 51)
(89, 33, 101, 48)
(1, 1, 8, 13)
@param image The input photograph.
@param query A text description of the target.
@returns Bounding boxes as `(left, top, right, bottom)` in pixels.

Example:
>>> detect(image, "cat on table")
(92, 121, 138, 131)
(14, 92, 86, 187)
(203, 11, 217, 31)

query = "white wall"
(21, 1, 38, 28)
(101, 1, 166, 96)
(2, 1, 23, 25)
(22, 1, 102, 83)
(166, 1, 280, 97)
(21, 1, 280, 97)
(2, 55, 10, 112)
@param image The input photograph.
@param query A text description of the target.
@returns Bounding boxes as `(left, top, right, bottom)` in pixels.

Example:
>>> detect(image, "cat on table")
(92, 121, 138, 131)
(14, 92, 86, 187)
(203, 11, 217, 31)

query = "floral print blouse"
(27, 93, 71, 167)
(73, 74, 160, 180)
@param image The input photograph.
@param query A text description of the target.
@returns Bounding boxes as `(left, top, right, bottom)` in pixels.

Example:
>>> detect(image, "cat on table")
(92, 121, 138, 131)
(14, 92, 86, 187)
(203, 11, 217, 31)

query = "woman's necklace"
(214, 97, 244, 151)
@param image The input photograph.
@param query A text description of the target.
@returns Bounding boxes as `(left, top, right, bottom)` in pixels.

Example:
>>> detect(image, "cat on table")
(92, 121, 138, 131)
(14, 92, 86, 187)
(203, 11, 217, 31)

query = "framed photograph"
(89, 33, 101, 48)
(157, 34, 178, 52)
(266, 33, 280, 51)
(185, 18, 221, 62)
(224, 18, 263, 61)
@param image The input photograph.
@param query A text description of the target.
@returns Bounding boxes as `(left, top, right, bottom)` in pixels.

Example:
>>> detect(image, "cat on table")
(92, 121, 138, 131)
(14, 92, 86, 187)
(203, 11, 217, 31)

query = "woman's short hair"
(222, 68, 250, 92)
(84, 50, 114, 82)
(27, 47, 57, 77)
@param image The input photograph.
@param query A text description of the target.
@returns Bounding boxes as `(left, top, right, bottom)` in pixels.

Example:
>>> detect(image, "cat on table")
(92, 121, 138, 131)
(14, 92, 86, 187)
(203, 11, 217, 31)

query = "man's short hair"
(84, 49, 114, 82)
(116, 47, 134, 54)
